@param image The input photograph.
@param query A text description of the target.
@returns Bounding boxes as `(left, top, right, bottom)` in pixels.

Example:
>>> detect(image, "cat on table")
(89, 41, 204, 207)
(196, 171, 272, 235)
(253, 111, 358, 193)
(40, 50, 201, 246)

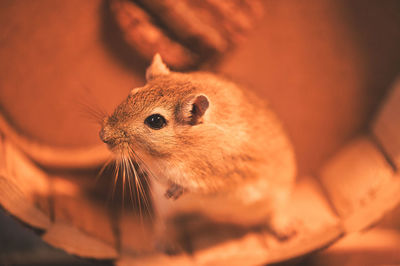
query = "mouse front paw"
(269, 214, 300, 241)
(164, 183, 184, 200)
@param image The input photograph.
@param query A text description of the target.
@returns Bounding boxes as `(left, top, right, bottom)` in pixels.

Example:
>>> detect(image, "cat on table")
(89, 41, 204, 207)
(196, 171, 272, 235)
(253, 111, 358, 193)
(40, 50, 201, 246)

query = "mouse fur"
(100, 54, 297, 249)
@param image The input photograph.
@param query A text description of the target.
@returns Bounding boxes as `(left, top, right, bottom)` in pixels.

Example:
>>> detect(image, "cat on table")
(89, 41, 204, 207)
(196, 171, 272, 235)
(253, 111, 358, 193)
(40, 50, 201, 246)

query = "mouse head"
(100, 54, 210, 165)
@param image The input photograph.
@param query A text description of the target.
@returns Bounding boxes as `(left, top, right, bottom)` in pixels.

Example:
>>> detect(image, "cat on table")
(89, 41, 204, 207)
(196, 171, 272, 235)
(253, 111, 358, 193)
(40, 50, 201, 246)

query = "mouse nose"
(99, 127, 113, 145)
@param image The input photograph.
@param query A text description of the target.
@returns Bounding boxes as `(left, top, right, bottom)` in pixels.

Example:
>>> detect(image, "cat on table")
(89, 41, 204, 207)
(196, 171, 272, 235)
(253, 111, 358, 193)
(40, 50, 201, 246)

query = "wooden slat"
(373, 77, 400, 169)
(117, 253, 194, 266)
(43, 223, 117, 259)
(117, 176, 342, 265)
(309, 228, 400, 266)
(42, 177, 118, 259)
(136, 0, 228, 53)
(319, 136, 400, 232)
(0, 134, 51, 229)
(0, 112, 111, 169)
(110, 0, 197, 70)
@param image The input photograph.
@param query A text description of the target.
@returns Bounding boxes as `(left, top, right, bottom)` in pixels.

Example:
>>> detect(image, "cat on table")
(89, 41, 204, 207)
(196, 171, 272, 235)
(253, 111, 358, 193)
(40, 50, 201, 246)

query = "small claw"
(165, 184, 184, 200)
(269, 215, 300, 241)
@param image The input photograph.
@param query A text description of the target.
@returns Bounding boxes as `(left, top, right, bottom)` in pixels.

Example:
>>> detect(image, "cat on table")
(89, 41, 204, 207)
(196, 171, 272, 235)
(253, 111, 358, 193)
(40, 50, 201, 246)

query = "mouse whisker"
(123, 156, 137, 214)
(111, 158, 120, 201)
(96, 156, 113, 184)
(113, 146, 153, 220)
(76, 96, 107, 125)
(126, 148, 153, 219)
(128, 146, 155, 186)
(122, 156, 128, 210)
(125, 147, 151, 187)
(126, 155, 145, 221)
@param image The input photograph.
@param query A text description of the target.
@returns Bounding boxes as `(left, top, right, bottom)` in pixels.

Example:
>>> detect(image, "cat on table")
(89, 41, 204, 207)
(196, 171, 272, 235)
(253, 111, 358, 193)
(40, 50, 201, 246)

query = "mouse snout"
(99, 123, 130, 147)
(99, 127, 113, 145)
(100, 116, 117, 145)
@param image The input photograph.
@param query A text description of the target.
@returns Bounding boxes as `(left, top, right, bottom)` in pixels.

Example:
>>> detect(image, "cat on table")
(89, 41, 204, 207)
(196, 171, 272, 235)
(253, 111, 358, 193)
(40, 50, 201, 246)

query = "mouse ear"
(179, 94, 210, 125)
(146, 53, 170, 81)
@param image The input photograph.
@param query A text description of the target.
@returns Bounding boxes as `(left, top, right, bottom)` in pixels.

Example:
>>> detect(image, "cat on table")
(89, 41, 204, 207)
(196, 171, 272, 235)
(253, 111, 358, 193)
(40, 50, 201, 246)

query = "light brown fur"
(100, 54, 297, 247)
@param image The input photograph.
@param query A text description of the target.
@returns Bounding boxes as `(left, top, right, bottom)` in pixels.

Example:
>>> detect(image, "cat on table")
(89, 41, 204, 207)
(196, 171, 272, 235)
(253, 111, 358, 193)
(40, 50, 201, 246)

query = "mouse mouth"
(106, 140, 132, 155)
(99, 128, 131, 153)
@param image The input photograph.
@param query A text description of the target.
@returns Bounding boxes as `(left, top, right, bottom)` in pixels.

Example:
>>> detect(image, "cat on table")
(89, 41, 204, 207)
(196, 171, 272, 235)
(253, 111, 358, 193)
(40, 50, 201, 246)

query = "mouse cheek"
(131, 134, 146, 151)
(130, 133, 156, 156)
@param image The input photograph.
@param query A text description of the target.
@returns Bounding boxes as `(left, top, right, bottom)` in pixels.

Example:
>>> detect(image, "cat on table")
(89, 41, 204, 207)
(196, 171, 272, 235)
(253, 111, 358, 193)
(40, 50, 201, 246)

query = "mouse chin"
(106, 143, 127, 155)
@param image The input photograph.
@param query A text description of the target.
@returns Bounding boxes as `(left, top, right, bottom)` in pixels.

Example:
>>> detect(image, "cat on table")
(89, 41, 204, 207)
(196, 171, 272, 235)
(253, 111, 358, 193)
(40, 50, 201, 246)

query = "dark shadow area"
(0, 209, 113, 266)
(340, 0, 400, 129)
(99, 0, 148, 77)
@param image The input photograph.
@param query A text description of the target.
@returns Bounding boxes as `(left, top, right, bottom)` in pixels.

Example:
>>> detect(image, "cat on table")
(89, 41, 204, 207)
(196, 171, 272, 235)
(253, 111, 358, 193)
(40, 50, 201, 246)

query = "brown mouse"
(100, 54, 297, 249)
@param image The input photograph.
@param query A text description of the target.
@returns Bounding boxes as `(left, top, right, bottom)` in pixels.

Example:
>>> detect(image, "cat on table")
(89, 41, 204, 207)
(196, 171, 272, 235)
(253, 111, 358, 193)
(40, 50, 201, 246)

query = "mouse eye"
(144, 114, 167, 130)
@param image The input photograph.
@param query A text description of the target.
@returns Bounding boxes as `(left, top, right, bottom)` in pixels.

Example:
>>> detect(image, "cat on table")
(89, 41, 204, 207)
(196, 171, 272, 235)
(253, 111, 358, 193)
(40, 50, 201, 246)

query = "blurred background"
(1, 0, 400, 265)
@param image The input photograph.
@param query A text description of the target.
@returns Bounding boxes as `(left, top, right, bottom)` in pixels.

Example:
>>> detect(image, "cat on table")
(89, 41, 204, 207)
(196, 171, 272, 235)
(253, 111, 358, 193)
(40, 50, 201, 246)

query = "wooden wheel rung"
(373, 77, 400, 170)
(0, 134, 51, 229)
(319, 136, 400, 233)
